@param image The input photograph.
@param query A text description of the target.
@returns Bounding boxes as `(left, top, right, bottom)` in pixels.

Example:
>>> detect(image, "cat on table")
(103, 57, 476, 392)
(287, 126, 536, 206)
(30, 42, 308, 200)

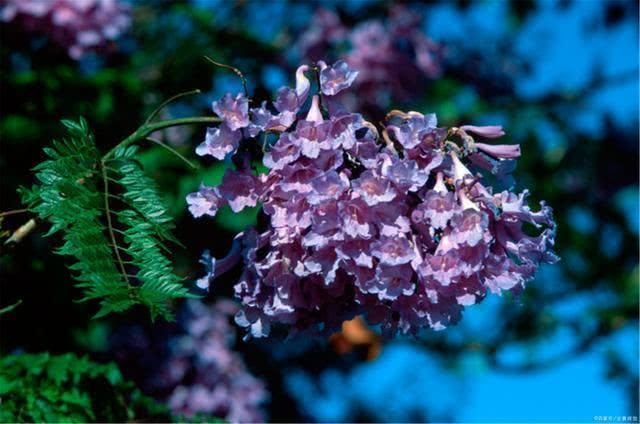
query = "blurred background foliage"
(0, 0, 638, 422)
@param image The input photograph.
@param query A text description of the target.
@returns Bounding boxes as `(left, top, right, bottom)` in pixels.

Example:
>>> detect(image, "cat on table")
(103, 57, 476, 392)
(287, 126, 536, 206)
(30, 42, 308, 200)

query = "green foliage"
(0, 352, 172, 423)
(19, 118, 192, 320)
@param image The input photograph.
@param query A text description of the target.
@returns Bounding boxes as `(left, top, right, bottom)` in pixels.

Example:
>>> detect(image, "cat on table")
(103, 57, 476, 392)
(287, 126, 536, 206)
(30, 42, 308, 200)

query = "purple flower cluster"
(1, 0, 131, 59)
(295, 6, 443, 116)
(188, 61, 558, 338)
(164, 300, 268, 423)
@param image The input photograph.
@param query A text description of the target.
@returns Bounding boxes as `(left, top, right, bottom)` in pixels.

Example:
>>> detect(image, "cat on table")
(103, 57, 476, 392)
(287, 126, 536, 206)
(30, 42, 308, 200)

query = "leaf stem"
(102, 116, 221, 162)
(144, 89, 202, 124)
(145, 137, 198, 169)
(101, 162, 130, 284)
(97, 114, 221, 283)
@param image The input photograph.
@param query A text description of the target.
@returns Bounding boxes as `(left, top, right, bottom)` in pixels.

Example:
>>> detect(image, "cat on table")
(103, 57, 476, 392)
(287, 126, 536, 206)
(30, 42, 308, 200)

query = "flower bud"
(461, 125, 505, 139)
(475, 142, 521, 159)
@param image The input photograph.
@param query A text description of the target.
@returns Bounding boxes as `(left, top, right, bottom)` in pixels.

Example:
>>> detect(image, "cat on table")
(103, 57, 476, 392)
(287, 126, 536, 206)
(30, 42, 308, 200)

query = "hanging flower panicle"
(188, 60, 559, 339)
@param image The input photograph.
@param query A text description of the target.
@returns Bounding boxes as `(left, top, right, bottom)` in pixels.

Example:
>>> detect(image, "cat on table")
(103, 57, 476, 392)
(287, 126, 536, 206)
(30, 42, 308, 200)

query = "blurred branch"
(0, 209, 28, 218)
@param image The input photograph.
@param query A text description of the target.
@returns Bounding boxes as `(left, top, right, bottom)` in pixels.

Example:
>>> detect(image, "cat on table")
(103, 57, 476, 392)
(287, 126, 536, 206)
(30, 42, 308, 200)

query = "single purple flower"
(186, 185, 224, 218)
(386, 113, 438, 149)
(339, 197, 373, 238)
(319, 60, 359, 96)
(263, 133, 301, 170)
(217, 170, 260, 212)
(419, 251, 462, 286)
(247, 101, 273, 137)
(372, 236, 415, 266)
(196, 124, 241, 160)
(308, 171, 349, 205)
(381, 155, 429, 192)
(447, 209, 489, 247)
(352, 170, 397, 206)
(362, 264, 415, 300)
(213, 93, 250, 131)
(413, 190, 458, 230)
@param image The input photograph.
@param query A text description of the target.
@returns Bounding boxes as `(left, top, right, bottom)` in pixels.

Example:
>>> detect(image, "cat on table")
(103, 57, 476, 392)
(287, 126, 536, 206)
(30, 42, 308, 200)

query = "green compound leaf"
(20, 118, 192, 320)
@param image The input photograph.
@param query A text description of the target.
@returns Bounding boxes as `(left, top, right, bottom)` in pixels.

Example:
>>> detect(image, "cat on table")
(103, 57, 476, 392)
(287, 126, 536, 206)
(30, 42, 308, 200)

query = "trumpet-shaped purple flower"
(187, 185, 224, 218)
(218, 171, 260, 212)
(319, 60, 359, 96)
(381, 155, 429, 192)
(352, 170, 397, 206)
(419, 251, 462, 287)
(213, 93, 250, 131)
(386, 113, 438, 149)
(308, 171, 349, 205)
(372, 236, 415, 266)
(263, 133, 301, 170)
(414, 191, 458, 230)
(196, 124, 241, 160)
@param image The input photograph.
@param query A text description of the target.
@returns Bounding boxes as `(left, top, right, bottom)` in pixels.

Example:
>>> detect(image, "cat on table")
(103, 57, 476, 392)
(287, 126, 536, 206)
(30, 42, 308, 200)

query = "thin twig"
(204, 56, 249, 98)
(144, 89, 202, 124)
(0, 209, 28, 218)
(101, 161, 129, 284)
(145, 137, 198, 169)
